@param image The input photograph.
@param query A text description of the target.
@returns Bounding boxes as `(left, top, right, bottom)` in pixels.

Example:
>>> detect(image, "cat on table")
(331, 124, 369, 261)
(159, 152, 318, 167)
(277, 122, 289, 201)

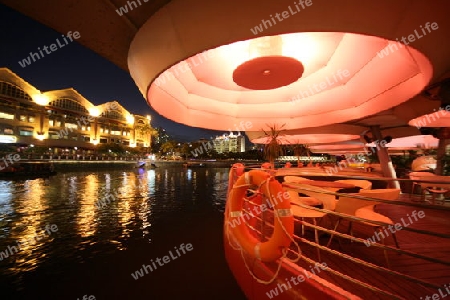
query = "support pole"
(370, 126, 400, 189)
(435, 128, 450, 175)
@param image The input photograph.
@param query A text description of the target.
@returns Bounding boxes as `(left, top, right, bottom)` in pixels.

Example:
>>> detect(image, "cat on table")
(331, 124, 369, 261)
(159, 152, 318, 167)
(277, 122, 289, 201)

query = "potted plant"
(292, 143, 310, 167)
(262, 124, 285, 169)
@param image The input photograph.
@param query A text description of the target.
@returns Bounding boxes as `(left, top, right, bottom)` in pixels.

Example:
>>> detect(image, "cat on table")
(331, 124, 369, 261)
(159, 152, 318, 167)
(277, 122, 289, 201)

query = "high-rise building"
(213, 132, 245, 153)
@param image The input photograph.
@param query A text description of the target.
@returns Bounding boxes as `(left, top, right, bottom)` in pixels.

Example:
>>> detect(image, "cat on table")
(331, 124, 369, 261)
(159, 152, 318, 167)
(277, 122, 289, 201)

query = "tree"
(160, 140, 178, 158)
(137, 123, 157, 152)
(262, 124, 286, 168)
(179, 143, 192, 160)
(0, 144, 17, 156)
(292, 143, 311, 167)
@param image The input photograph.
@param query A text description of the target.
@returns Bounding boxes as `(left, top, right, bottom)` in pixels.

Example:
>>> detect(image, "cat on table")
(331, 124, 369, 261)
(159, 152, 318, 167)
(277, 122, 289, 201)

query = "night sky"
(0, 3, 223, 142)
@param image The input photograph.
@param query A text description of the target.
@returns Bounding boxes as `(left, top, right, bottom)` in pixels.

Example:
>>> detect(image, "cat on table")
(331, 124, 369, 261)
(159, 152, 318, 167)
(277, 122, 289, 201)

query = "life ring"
(227, 170, 294, 262)
(227, 163, 245, 198)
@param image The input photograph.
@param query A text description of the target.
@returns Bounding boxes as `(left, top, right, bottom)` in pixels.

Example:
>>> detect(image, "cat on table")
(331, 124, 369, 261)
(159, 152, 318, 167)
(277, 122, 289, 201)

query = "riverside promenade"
(13, 158, 258, 171)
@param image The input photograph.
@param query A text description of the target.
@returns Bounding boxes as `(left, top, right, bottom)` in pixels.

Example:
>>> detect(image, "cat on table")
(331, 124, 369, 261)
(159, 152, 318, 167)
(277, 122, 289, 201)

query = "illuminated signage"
(0, 135, 17, 143)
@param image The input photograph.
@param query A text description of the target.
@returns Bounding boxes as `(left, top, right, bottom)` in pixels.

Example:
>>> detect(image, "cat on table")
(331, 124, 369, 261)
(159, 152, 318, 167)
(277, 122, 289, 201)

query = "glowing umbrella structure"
(247, 124, 421, 153)
(408, 75, 450, 174)
(130, 31, 432, 131)
(366, 135, 439, 150)
(124, 1, 449, 186)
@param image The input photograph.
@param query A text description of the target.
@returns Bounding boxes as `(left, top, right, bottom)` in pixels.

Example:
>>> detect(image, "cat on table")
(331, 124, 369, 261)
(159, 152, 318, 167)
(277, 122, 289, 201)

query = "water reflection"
(77, 174, 98, 238)
(0, 182, 13, 231)
(0, 167, 230, 287)
(2, 179, 52, 274)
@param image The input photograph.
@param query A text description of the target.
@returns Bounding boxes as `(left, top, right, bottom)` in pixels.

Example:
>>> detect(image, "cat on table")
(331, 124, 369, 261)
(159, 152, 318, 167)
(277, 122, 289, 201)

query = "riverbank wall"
(17, 159, 260, 171)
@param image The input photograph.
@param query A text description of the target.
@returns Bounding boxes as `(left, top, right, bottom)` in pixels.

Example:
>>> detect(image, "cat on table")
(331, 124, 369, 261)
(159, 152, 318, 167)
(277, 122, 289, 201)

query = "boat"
(223, 163, 450, 299)
(183, 162, 206, 168)
(0, 161, 56, 179)
(136, 161, 146, 168)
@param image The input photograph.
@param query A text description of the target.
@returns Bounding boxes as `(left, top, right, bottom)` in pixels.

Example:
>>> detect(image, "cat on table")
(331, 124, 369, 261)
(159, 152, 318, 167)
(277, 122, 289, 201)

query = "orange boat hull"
(223, 225, 356, 300)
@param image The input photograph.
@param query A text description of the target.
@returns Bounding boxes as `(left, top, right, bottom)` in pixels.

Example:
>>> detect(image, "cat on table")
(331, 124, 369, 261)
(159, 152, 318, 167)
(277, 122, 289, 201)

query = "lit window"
(48, 132, 60, 139)
(66, 123, 78, 129)
(48, 98, 88, 114)
(20, 115, 27, 121)
(4, 128, 13, 135)
(49, 119, 54, 126)
(0, 112, 14, 120)
(28, 116, 35, 122)
(0, 82, 32, 100)
(19, 130, 33, 136)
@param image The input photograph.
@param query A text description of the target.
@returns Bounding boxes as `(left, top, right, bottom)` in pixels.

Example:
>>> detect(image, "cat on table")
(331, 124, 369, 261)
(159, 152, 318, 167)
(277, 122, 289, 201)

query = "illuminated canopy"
(139, 32, 432, 130)
(251, 134, 361, 145)
(366, 135, 439, 149)
(246, 124, 421, 145)
(124, 0, 450, 132)
(409, 110, 450, 128)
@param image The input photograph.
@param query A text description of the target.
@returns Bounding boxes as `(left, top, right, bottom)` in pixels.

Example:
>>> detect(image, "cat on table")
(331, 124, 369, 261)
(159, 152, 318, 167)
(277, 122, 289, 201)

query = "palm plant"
(292, 143, 311, 167)
(262, 124, 286, 168)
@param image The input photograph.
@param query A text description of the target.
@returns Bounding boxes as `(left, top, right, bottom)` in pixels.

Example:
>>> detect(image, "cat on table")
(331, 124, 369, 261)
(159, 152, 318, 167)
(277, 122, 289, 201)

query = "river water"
(0, 167, 246, 300)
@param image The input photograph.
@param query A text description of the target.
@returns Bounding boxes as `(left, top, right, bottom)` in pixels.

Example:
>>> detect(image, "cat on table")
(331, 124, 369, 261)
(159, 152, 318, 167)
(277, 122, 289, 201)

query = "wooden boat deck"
(290, 193, 450, 300)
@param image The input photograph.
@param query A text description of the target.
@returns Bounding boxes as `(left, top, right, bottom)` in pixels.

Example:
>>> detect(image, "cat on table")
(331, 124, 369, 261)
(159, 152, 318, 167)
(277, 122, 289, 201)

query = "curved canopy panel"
(250, 134, 360, 145)
(127, 0, 450, 131)
(246, 124, 421, 145)
(311, 143, 365, 151)
(308, 141, 366, 154)
(409, 110, 450, 127)
(139, 32, 432, 130)
(366, 135, 439, 149)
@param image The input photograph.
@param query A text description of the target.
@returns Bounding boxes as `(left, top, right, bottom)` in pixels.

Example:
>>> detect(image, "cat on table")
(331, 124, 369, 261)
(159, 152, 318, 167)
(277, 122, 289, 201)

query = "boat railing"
(231, 168, 450, 300)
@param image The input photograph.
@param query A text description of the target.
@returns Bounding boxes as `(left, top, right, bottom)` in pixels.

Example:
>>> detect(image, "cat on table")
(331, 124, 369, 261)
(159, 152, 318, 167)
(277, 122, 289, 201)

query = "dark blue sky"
(0, 3, 222, 142)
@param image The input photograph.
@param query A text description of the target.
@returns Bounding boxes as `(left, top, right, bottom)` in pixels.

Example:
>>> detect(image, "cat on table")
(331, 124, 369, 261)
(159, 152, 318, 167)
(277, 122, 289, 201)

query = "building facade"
(212, 132, 245, 153)
(0, 68, 152, 153)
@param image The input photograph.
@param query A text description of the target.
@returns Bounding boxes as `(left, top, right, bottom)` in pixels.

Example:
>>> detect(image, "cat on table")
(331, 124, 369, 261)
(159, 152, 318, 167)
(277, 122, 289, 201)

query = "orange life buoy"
(227, 163, 245, 198)
(227, 170, 294, 262)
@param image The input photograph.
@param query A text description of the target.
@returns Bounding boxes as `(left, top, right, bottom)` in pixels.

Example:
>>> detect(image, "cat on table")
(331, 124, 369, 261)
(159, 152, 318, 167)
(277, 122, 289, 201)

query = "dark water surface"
(0, 167, 246, 300)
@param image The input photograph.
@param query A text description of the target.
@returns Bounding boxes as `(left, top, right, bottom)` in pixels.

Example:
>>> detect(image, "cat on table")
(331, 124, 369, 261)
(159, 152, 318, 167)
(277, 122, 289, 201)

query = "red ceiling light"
(233, 56, 304, 90)
(232, 35, 304, 90)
